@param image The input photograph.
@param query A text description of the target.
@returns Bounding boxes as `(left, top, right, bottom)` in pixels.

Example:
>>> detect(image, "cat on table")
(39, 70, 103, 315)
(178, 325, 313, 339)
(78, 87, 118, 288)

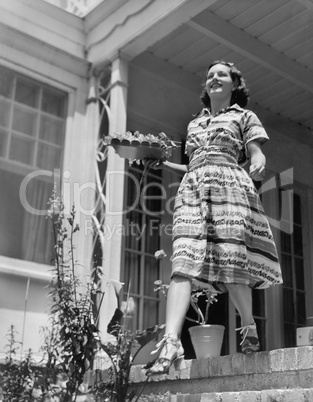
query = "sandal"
(145, 333, 184, 376)
(236, 322, 260, 354)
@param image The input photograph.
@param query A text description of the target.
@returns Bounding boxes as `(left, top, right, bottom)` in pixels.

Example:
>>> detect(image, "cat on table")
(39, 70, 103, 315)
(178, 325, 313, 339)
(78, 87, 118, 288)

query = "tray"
(110, 138, 164, 160)
(104, 131, 180, 161)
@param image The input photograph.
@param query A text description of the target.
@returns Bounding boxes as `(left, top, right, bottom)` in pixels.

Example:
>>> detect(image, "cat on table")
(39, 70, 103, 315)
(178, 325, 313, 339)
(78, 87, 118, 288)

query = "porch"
(128, 346, 313, 401)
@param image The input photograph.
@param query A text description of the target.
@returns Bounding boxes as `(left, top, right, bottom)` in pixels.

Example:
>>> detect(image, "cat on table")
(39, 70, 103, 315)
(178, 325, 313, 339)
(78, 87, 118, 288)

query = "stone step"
(129, 346, 313, 399)
(138, 388, 313, 401)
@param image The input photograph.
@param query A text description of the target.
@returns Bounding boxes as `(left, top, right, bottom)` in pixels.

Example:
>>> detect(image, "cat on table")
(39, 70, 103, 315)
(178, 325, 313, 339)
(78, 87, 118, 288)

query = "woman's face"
(205, 64, 234, 101)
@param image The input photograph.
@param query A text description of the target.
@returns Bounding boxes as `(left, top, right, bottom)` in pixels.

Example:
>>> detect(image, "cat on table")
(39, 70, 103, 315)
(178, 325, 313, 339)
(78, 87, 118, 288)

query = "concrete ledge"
(137, 388, 313, 402)
(129, 347, 313, 397)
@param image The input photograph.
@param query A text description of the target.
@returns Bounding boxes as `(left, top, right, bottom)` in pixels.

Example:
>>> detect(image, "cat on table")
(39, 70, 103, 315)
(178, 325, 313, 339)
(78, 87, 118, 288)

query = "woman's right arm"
(163, 160, 188, 173)
(144, 159, 188, 173)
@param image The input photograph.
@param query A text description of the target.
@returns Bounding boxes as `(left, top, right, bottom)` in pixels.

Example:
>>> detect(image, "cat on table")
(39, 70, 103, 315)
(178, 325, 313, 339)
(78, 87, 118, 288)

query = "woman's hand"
(249, 162, 265, 181)
(143, 158, 163, 170)
(247, 141, 266, 181)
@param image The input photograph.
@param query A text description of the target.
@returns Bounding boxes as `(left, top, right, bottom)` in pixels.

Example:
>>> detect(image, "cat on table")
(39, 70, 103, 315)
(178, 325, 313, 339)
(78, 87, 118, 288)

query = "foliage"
(93, 319, 165, 402)
(0, 194, 164, 401)
(0, 326, 35, 401)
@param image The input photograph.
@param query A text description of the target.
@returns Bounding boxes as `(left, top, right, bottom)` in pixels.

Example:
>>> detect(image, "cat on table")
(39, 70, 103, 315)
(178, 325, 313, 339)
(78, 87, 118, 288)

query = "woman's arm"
(247, 140, 266, 181)
(163, 160, 188, 173)
(144, 159, 188, 173)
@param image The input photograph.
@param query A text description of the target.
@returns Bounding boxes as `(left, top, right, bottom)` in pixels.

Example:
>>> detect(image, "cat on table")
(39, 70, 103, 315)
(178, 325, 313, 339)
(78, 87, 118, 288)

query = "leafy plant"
(46, 195, 101, 401)
(0, 326, 35, 401)
(0, 194, 165, 401)
(92, 281, 165, 402)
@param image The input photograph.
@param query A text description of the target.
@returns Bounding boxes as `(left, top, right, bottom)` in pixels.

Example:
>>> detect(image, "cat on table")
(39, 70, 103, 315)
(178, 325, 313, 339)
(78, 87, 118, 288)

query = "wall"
(0, 0, 96, 356)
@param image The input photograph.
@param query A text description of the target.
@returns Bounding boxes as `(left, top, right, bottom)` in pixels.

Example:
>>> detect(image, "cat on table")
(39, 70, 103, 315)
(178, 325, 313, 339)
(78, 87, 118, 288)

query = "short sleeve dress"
(171, 104, 283, 291)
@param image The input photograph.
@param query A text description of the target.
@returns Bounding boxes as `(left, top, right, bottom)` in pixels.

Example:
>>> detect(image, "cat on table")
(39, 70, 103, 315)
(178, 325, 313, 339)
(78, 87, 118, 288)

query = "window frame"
(0, 62, 73, 277)
(121, 164, 164, 331)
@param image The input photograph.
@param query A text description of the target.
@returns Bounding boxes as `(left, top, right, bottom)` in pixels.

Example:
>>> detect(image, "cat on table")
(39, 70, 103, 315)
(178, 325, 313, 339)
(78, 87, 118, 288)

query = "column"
(99, 56, 129, 339)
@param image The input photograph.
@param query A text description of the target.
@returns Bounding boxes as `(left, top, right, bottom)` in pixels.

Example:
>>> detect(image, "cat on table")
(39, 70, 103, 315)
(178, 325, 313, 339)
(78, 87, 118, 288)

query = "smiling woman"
(146, 60, 283, 376)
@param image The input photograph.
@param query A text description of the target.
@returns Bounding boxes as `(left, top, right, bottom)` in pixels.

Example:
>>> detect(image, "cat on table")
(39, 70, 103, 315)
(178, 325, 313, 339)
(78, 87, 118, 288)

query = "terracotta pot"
(188, 324, 225, 359)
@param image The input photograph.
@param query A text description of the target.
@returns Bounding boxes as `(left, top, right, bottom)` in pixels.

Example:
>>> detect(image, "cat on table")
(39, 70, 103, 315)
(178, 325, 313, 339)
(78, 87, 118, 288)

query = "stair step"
(138, 388, 313, 401)
(129, 347, 313, 398)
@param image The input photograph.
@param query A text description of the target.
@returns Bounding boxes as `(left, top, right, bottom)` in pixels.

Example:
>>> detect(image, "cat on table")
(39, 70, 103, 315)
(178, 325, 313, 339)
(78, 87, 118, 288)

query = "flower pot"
(188, 324, 225, 359)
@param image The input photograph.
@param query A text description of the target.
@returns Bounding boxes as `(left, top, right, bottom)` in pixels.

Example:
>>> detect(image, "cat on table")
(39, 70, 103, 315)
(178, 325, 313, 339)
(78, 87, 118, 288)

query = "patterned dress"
(171, 104, 282, 291)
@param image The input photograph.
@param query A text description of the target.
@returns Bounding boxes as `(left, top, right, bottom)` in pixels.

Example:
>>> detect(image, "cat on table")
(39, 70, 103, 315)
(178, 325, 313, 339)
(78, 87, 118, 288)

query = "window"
(281, 192, 306, 347)
(0, 65, 67, 264)
(122, 164, 163, 331)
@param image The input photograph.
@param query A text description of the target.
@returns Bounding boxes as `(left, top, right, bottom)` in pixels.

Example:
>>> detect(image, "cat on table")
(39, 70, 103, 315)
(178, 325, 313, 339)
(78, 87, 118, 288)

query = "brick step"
(129, 346, 313, 398)
(138, 388, 313, 402)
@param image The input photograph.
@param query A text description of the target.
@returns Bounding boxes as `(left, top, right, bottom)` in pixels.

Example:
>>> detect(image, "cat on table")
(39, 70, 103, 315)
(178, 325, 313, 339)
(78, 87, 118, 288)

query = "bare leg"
(164, 275, 192, 340)
(225, 284, 254, 326)
(147, 275, 191, 374)
(225, 283, 260, 353)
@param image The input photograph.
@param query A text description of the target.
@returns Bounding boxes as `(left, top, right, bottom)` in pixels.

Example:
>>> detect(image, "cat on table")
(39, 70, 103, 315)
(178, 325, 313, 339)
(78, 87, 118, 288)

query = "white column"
(62, 71, 99, 279)
(99, 56, 129, 339)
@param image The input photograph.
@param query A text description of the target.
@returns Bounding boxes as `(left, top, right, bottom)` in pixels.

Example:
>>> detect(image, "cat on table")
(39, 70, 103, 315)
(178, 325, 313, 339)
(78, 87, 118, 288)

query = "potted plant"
(154, 250, 225, 359)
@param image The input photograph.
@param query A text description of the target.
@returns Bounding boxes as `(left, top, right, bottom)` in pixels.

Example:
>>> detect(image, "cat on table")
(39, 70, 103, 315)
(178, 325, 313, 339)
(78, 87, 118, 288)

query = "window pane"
(127, 169, 141, 208)
(42, 88, 66, 117)
(296, 291, 306, 325)
(0, 67, 14, 98)
(39, 115, 64, 145)
(9, 135, 34, 165)
(124, 251, 140, 294)
(0, 99, 11, 128)
(12, 105, 37, 136)
(281, 231, 291, 253)
(145, 216, 160, 254)
(143, 299, 159, 329)
(0, 170, 54, 263)
(144, 256, 159, 297)
(293, 193, 302, 224)
(125, 211, 142, 250)
(284, 323, 296, 348)
(281, 254, 293, 287)
(283, 289, 294, 323)
(144, 179, 163, 214)
(293, 225, 303, 256)
(15, 79, 39, 108)
(36, 143, 61, 170)
(122, 296, 139, 332)
(295, 257, 305, 290)
(0, 129, 8, 157)
(252, 289, 265, 317)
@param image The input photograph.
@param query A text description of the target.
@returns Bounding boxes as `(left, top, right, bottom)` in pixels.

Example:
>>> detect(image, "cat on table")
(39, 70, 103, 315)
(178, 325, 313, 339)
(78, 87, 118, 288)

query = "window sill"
(0, 255, 51, 281)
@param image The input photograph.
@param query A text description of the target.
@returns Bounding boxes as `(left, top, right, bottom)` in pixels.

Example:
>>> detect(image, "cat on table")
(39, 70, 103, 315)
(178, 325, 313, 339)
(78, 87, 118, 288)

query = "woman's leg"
(225, 283, 260, 353)
(225, 283, 253, 326)
(163, 275, 192, 340)
(147, 275, 191, 374)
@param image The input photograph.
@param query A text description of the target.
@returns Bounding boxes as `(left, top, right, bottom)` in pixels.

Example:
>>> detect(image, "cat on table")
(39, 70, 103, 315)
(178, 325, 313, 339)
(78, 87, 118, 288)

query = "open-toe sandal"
(236, 322, 260, 354)
(145, 333, 184, 376)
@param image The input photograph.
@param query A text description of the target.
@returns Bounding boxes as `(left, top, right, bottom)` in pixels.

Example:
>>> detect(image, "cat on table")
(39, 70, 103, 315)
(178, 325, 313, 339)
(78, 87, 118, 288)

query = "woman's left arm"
(247, 140, 266, 181)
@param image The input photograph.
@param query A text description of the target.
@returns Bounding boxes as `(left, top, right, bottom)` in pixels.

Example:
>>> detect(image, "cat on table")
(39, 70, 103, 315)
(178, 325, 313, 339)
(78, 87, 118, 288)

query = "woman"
(146, 61, 282, 376)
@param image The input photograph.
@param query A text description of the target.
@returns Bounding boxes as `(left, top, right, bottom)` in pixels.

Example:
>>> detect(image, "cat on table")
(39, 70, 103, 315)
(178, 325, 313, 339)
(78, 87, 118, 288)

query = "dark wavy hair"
(200, 61, 250, 108)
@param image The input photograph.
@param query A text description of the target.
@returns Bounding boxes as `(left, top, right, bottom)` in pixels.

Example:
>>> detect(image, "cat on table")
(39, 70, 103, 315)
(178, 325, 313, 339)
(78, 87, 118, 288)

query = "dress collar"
(205, 103, 243, 116)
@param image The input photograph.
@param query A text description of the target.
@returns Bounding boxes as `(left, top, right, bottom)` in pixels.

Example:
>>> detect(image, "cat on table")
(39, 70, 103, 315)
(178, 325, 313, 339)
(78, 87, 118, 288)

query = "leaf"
(107, 308, 124, 336)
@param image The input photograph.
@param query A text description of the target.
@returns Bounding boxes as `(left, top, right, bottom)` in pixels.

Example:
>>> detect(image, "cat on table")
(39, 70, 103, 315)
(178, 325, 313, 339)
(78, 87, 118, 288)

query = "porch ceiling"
(136, 0, 313, 132)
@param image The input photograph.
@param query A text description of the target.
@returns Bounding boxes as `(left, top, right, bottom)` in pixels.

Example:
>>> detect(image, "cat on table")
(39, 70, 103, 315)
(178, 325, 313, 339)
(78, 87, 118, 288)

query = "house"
(0, 0, 312, 362)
